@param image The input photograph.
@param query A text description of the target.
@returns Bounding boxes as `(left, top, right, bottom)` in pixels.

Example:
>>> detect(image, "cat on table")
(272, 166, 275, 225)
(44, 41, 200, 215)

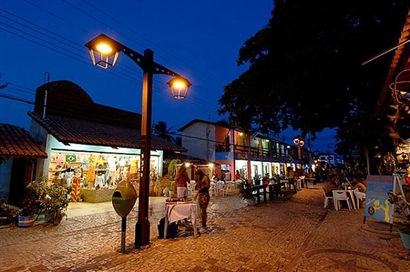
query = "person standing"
(235, 170, 241, 180)
(287, 166, 296, 193)
(195, 169, 210, 231)
(175, 165, 190, 198)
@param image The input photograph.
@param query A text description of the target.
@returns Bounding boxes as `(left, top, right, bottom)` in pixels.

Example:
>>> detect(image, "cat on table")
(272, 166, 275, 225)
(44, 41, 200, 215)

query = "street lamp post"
(293, 136, 305, 163)
(85, 34, 191, 249)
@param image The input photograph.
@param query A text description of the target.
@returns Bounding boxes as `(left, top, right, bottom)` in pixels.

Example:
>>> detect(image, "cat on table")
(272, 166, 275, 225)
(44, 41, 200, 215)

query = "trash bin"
(112, 180, 137, 218)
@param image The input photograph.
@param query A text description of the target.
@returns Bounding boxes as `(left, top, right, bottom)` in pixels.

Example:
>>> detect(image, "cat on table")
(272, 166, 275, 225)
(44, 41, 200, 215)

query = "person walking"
(195, 169, 210, 231)
(175, 165, 190, 198)
(287, 166, 296, 193)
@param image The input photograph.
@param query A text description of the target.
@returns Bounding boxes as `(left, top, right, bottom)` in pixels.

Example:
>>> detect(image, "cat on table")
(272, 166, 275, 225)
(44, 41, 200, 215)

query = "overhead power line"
(0, 3, 221, 114)
(0, 93, 34, 105)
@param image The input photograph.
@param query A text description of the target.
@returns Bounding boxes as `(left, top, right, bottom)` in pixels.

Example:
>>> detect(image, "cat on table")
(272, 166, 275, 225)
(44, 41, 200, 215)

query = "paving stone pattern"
(0, 188, 409, 272)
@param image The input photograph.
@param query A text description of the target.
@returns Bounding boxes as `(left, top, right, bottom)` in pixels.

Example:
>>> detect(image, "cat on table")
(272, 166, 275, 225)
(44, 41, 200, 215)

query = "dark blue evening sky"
(0, 0, 336, 152)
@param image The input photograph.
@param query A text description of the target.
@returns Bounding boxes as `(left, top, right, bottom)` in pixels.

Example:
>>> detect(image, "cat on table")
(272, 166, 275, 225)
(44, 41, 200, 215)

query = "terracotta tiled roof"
(29, 112, 186, 152)
(0, 124, 47, 158)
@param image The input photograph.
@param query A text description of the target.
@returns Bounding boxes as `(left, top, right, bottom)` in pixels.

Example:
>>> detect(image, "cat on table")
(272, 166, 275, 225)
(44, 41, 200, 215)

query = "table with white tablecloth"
(164, 202, 198, 238)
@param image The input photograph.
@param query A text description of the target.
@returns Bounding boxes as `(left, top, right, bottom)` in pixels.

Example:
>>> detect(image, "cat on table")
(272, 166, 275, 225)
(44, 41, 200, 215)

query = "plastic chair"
(224, 181, 236, 195)
(353, 188, 366, 208)
(332, 190, 352, 211)
(323, 190, 333, 209)
(216, 181, 227, 196)
(209, 182, 217, 197)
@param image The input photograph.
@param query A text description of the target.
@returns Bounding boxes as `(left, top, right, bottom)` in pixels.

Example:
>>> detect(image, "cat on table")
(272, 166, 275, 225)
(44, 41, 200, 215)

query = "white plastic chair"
(323, 190, 333, 209)
(216, 181, 227, 196)
(209, 182, 217, 197)
(332, 190, 352, 211)
(222, 181, 234, 195)
(353, 188, 366, 208)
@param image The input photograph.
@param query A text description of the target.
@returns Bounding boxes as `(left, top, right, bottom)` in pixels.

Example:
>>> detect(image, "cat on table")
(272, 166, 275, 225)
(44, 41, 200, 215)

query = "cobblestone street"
(0, 188, 409, 272)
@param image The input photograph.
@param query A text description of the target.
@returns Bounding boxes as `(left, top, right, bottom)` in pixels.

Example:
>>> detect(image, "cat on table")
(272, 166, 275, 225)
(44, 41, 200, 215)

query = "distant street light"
(293, 136, 305, 163)
(85, 34, 191, 249)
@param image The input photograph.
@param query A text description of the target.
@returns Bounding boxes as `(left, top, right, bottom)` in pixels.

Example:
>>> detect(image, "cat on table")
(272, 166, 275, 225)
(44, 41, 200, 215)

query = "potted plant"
(44, 183, 69, 225)
(238, 179, 255, 205)
(18, 177, 48, 227)
(387, 184, 410, 255)
(0, 200, 20, 226)
(18, 177, 69, 226)
(158, 175, 175, 197)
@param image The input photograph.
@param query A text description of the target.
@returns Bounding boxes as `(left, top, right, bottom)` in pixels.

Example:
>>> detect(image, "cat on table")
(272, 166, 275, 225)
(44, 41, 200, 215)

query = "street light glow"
(85, 34, 119, 69)
(168, 77, 191, 99)
(96, 42, 113, 55)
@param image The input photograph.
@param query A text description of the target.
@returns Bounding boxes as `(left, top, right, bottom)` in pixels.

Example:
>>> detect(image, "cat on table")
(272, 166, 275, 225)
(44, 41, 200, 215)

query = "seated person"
(350, 176, 366, 192)
(322, 175, 340, 196)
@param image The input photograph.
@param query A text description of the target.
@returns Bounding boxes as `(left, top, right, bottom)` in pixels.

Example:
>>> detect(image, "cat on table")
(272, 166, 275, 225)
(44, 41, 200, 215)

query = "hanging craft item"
(70, 177, 81, 202)
(87, 164, 96, 184)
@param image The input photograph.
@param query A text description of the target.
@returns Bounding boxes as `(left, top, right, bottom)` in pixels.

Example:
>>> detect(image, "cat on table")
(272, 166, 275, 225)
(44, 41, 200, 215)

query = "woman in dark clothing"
(195, 169, 210, 228)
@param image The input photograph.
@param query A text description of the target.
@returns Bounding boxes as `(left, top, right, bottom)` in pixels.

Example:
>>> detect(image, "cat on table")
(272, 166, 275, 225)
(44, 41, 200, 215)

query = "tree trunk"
(364, 148, 370, 176)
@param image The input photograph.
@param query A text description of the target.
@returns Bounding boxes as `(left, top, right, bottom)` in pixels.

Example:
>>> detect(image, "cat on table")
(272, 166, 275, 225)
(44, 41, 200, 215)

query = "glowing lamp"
(167, 77, 191, 99)
(85, 34, 119, 69)
(293, 136, 304, 147)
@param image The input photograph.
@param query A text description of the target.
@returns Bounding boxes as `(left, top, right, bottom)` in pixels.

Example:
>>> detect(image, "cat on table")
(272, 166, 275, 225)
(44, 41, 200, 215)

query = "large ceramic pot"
(399, 231, 410, 250)
(17, 215, 36, 227)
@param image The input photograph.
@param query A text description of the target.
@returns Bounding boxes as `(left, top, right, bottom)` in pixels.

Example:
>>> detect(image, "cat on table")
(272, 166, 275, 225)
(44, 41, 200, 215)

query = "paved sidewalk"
(0, 188, 409, 272)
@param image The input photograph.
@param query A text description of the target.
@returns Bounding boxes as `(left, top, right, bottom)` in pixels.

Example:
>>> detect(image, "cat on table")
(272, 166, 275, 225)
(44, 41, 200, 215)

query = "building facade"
(29, 80, 185, 201)
(179, 119, 313, 182)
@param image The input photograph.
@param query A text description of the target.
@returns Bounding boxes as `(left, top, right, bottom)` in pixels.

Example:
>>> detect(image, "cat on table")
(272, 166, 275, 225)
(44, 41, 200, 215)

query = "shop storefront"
(262, 162, 271, 178)
(29, 80, 185, 204)
(45, 135, 162, 189)
(250, 161, 262, 179)
(40, 136, 165, 203)
(235, 160, 248, 180)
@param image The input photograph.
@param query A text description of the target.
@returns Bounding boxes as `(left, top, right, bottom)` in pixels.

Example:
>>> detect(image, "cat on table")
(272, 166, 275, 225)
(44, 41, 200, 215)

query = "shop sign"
(65, 154, 77, 163)
(364, 175, 394, 224)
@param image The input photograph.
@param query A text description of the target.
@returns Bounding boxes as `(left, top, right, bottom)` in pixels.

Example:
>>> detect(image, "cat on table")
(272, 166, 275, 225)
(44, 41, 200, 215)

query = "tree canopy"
(219, 0, 408, 145)
(153, 121, 175, 143)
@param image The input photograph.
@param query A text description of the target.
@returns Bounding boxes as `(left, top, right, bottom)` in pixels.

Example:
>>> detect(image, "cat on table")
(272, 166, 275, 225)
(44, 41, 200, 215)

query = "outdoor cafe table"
(164, 201, 198, 238)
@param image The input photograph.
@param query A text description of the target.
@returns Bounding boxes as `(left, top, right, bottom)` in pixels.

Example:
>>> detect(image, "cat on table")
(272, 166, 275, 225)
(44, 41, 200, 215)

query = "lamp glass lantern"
(293, 136, 305, 147)
(86, 35, 120, 69)
(167, 77, 191, 99)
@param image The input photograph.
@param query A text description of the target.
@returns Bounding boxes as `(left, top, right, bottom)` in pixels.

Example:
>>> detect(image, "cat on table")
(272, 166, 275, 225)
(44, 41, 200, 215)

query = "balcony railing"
(215, 143, 309, 162)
